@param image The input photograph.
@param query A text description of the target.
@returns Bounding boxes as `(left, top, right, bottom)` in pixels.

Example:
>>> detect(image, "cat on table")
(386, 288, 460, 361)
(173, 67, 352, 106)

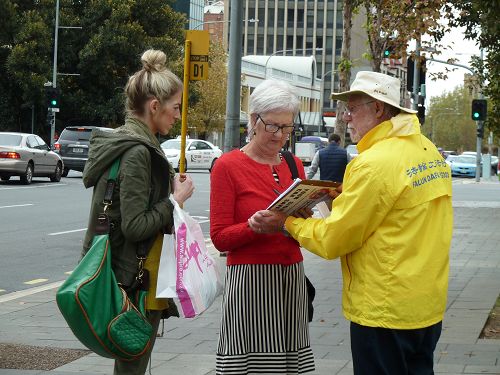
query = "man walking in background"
(307, 133, 349, 182)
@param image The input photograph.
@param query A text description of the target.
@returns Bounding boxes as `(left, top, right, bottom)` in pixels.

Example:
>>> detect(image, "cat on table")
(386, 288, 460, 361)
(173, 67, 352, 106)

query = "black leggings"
(350, 321, 442, 375)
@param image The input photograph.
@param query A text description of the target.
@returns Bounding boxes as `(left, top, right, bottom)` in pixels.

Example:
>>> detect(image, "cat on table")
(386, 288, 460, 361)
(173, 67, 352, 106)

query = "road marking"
(0, 183, 67, 191)
(0, 289, 5, 293)
(24, 278, 49, 285)
(48, 228, 87, 236)
(0, 203, 34, 209)
(0, 280, 64, 303)
(64, 271, 73, 275)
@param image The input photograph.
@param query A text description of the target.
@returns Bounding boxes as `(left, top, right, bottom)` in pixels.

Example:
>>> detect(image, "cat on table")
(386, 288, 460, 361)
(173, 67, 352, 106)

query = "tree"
(363, 0, 447, 73)
(0, 0, 186, 135)
(187, 41, 227, 139)
(425, 85, 476, 152)
(445, 0, 500, 141)
(333, 0, 361, 147)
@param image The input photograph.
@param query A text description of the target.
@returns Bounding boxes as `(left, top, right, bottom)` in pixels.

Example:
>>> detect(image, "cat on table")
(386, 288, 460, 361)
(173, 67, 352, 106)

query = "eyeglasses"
(257, 114, 295, 135)
(343, 100, 375, 117)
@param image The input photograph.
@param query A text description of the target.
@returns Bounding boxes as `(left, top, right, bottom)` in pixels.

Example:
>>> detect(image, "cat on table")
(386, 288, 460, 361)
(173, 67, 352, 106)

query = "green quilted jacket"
(82, 117, 175, 287)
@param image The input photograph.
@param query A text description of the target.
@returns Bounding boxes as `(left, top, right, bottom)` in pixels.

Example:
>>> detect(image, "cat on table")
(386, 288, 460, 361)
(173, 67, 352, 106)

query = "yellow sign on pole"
(186, 30, 209, 80)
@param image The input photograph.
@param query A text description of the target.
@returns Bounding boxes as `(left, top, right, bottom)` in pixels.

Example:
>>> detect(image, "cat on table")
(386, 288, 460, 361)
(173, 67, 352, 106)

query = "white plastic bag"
(156, 197, 222, 318)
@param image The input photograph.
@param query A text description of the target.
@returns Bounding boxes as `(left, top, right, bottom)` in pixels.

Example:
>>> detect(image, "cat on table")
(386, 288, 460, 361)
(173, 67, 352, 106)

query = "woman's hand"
(173, 173, 194, 205)
(248, 210, 288, 234)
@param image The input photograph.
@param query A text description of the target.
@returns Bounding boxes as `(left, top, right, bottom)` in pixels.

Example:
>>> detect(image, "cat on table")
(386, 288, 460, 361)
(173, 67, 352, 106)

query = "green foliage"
(425, 86, 477, 152)
(0, 0, 186, 135)
(446, 0, 500, 141)
(187, 41, 227, 139)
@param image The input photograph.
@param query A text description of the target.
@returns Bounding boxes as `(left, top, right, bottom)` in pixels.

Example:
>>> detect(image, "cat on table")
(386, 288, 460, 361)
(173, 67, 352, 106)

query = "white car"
(161, 138, 222, 172)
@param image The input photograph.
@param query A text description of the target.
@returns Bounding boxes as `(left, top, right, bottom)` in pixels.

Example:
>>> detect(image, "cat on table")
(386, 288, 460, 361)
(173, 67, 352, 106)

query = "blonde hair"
(124, 49, 183, 116)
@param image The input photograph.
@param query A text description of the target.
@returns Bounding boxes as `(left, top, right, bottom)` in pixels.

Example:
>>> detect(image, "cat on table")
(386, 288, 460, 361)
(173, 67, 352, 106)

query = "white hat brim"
(331, 89, 417, 114)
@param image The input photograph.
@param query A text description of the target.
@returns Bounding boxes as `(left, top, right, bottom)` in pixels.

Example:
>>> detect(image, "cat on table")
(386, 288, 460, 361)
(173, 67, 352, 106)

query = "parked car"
(445, 154, 459, 166)
(461, 152, 498, 175)
(161, 138, 222, 172)
(449, 155, 480, 178)
(0, 132, 63, 184)
(55, 126, 109, 176)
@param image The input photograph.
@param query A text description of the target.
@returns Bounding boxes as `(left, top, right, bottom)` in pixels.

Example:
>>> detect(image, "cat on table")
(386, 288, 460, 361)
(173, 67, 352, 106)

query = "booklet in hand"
(267, 178, 341, 215)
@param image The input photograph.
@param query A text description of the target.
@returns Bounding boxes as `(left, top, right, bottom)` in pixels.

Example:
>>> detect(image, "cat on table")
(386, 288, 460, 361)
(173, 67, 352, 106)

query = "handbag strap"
(102, 158, 121, 213)
(94, 158, 121, 235)
(281, 150, 299, 179)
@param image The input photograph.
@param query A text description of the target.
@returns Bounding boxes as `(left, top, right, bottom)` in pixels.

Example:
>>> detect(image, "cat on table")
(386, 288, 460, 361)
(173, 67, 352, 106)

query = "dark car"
(0, 132, 63, 184)
(54, 126, 109, 176)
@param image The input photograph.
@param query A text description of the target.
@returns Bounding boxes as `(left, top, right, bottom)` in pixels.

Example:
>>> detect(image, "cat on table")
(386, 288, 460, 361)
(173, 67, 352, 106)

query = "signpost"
(180, 30, 209, 178)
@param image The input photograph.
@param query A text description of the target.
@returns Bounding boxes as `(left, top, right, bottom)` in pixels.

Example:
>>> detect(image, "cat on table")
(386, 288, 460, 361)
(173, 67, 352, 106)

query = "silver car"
(0, 132, 64, 184)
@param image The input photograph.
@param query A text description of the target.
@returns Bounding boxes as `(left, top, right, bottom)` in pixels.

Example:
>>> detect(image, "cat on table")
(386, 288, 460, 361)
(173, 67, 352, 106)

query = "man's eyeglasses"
(343, 100, 375, 117)
(257, 114, 295, 135)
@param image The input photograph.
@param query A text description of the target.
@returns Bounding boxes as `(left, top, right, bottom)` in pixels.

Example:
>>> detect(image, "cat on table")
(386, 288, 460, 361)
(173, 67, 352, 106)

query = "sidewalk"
(1, 182, 499, 374)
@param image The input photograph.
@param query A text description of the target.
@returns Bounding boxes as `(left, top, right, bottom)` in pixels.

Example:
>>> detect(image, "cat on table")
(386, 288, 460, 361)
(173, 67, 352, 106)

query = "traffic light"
(407, 56, 426, 93)
(471, 99, 487, 121)
(417, 105, 425, 125)
(383, 46, 394, 58)
(46, 87, 60, 108)
(476, 126, 484, 138)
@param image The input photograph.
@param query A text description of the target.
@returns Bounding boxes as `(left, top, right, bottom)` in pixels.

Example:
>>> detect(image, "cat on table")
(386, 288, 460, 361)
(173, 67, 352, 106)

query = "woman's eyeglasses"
(257, 114, 295, 134)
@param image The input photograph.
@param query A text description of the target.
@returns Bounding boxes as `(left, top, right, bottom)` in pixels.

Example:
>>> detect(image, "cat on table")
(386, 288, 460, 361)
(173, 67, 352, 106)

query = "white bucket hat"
(331, 71, 417, 114)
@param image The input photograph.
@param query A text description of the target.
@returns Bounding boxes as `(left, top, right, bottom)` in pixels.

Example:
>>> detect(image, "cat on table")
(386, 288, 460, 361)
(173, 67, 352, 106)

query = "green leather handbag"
(56, 159, 153, 361)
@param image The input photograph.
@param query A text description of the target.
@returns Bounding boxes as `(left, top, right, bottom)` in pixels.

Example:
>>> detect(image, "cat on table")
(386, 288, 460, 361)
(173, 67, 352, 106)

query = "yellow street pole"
(180, 40, 191, 175)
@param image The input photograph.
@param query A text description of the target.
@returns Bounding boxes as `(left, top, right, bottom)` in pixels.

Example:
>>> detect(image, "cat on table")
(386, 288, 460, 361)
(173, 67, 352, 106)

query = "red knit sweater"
(210, 149, 306, 266)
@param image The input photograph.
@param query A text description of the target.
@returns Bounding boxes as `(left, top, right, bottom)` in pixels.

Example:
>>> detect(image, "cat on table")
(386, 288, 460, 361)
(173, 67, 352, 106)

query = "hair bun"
(141, 49, 167, 73)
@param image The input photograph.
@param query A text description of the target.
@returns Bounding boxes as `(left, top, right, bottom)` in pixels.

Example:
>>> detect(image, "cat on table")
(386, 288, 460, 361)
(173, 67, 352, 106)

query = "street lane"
(0, 170, 212, 294)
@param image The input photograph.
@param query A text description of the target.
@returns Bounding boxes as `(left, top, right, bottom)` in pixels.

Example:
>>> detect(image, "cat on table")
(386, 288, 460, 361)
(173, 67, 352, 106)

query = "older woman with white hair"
(210, 79, 315, 374)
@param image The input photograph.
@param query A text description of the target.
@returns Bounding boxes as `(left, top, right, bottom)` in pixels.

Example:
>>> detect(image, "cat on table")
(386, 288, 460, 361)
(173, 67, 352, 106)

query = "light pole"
(264, 48, 322, 79)
(319, 69, 337, 135)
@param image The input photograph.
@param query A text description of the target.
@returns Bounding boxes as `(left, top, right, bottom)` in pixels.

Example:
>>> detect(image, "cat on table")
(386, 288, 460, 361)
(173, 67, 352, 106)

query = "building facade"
(203, 1, 225, 41)
(225, 1, 373, 135)
(172, 0, 204, 30)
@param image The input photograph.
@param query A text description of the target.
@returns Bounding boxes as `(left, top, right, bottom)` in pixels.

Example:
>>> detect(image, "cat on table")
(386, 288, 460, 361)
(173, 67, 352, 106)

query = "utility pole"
(48, 0, 60, 149)
(475, 48, 484, 182)
(224, 2, 244, 152)
(412, 38, 421, 111)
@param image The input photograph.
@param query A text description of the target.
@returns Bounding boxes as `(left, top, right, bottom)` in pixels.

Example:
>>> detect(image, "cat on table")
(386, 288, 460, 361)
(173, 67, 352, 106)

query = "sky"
(424, 26, 482, 104)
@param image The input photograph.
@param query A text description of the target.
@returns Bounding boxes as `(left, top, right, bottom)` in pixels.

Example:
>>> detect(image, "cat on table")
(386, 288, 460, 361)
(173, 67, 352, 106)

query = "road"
(0, 170, 211, 294)
(1, 171, 499, 295)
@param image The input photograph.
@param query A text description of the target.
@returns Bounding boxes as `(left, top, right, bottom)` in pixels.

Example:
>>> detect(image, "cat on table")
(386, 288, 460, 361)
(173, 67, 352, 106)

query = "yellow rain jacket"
(286, 114, 453, 329)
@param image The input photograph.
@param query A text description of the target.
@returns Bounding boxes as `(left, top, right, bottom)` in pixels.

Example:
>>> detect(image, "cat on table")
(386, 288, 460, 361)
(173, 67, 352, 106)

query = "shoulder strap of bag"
(281, 150, 299, 179)
(94, 158, 121, 235)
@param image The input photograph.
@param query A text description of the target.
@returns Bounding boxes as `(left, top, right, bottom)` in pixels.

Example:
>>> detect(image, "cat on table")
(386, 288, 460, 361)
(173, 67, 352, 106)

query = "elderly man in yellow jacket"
(249, 71, 453, 375)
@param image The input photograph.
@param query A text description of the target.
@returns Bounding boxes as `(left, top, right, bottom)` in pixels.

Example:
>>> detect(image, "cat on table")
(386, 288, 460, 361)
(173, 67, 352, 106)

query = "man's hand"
(248, 210, 288, 234)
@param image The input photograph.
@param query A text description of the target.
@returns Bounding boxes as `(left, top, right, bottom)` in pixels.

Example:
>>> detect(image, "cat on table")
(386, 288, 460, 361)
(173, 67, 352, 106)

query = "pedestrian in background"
(249, 71, 453, 375)
(210, 79, 315, 374)
(306, 132, 350, 181)
(82, 49, 194, 375)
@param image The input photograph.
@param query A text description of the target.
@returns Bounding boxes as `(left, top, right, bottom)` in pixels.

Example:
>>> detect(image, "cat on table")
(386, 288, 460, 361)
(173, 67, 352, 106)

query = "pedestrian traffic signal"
(471, 99, 487, 121)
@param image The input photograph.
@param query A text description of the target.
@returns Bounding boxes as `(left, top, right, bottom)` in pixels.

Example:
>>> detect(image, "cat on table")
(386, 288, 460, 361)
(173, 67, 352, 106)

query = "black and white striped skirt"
(216, 262, 315, 374)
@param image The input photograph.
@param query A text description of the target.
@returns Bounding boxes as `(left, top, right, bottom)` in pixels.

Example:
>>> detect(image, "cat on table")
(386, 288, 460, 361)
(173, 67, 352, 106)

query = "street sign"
(50, 107, 60, 112)
(186, 30, 209, 80)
